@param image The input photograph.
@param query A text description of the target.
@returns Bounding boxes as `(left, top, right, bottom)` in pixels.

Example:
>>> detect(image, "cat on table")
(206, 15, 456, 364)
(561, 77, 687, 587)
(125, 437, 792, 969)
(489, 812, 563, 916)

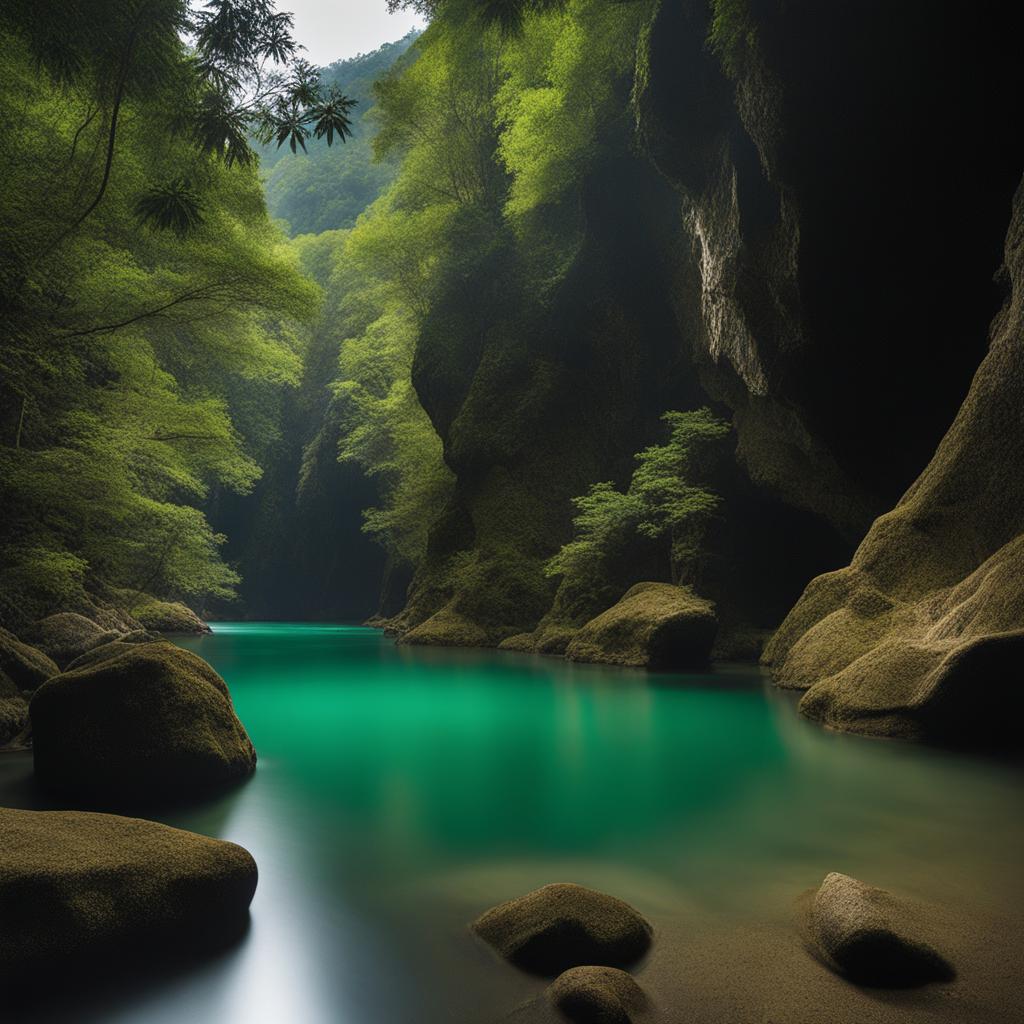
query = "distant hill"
(258, 31, 419, 236)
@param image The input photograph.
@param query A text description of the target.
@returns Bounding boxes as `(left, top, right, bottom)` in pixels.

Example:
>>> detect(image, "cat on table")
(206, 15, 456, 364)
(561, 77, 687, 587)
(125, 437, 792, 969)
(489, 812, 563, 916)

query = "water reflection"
(2, 624, 1022, 1022)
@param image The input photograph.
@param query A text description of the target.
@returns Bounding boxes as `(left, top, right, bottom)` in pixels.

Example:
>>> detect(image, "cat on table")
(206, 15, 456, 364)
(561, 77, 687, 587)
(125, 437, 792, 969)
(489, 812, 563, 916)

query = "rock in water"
(472, 883, 652, 975)
(0, 670, 29, 746)
(764, 180, 1024, 746)
(0, 628, 58, 691)
(20, 612, 113, 668)
(809, 872, 953, 986)
(565, 583, 717, 670)
(30, 643, 256, 801)
(0, 807, 256, 979)
(547, 966, 648, 1024)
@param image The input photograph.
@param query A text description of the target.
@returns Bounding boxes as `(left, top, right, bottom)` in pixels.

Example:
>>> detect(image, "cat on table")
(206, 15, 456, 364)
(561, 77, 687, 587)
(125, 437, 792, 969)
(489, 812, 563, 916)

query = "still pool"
(2, 623, 1023, 1023)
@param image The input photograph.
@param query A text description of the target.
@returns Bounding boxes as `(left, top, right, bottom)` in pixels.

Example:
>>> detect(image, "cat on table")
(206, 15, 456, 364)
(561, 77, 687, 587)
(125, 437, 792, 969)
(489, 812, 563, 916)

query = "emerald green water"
(3, 623, 1023, 1023)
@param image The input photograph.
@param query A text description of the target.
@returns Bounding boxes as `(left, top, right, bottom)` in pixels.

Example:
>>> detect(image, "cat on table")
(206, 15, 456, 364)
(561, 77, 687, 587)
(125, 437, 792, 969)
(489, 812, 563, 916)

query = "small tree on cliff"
(545, 408, 730, 591)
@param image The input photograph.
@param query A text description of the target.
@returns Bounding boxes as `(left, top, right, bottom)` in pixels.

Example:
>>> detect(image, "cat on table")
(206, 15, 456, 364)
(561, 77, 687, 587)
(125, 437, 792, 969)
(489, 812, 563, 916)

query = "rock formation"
(764, 181, 1024, 745)
(30, 642, 256, 802)
(472, 883, 652, 976)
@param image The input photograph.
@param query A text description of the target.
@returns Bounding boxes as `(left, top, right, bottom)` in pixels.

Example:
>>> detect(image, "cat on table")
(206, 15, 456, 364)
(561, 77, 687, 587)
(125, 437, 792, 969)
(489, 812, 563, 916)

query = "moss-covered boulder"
(31, 643, 256, 801)
(0, 670, 30, 747)
(764, 181, 1024, 745)
(129, 595, 211, 635)
(472, 883, 652, 976)
(808, 872, 953, 987)
(547, 966, 648, 1024)
(65, 635, 162, 673)
(0, 807, 256, 979)
(20, 613, 116, 668)
(0, 628, 58, 691)
(565, 583, 717, 670)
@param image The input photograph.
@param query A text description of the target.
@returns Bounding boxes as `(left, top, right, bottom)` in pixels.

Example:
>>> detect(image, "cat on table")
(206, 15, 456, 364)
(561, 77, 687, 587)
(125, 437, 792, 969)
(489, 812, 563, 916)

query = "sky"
(284, 1, 426, 66)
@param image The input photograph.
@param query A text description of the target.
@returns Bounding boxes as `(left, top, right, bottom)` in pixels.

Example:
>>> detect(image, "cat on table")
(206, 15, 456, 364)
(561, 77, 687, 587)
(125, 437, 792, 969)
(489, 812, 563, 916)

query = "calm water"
(2, 623, 1023, 1023)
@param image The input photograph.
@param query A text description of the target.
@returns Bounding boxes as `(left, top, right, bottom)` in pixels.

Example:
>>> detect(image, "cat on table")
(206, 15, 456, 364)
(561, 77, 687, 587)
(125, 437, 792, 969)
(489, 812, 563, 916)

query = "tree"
(546, 409, 730, 589)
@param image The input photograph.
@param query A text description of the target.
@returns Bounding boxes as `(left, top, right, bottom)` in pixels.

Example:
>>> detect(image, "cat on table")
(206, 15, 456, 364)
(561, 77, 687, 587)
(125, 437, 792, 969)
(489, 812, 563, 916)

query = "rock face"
(808, 872, 953, 987)
(547, 966, 647, 1024)
(565, 583, 717, 670)
(0, 670, 29, 746)
(65, 635, 161, 673)
(30, 643, 256, 801)
(0, 807, 256, 978)
(20, 612, 114, 668)
(764, 180, 1024, 745)
(472, 883, 652, 976)
(129, 596, 211, 635)
(0, 627, 58, 691)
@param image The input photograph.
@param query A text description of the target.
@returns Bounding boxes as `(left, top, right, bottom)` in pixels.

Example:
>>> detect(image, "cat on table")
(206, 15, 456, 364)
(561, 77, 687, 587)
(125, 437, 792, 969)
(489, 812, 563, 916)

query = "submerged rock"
(547, 966, 647, 1024)
(31, 643, 256, 802)
(565, 583, 717, 670)
(0, 807, 256, 979)
(472, 883, 652, 975)
(20, 612, 114, 668)
(0, 670, 29, 747)
(809, 872, 954, 986)
(0, 627, 58, 691)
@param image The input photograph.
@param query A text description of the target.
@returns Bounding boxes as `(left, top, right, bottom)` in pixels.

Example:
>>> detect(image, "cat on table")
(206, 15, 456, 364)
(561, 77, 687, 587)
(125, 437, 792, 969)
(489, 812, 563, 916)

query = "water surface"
(2, 623, 1022, 1023)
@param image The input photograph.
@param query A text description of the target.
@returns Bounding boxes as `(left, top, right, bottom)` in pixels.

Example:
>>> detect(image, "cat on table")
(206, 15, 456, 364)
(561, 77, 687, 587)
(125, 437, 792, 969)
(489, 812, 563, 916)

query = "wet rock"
(547, 966, 647, 1024)
(472, 883, 652, 975)
(20, 613, 113, 668)
(0, 807, 256, 979)
(809, 872, 954, 986)
(0, 627, 58, 691)
(566, 583, 717, 670)
(31, 643, 256, 802)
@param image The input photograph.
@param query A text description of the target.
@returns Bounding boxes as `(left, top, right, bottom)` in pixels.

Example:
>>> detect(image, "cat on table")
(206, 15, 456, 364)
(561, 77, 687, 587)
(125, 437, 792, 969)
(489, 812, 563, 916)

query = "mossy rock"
(808, 872, 954, 987)
(129, 596, 211, 635)
(566, 583, 717, 670)
(65, 637, 163, 673)
(472, 883, 652, 976)
(20, 613, 112, 668)
(0, 670, 30, 747)
(498, 632, 538, 652)
(764, 183, 1024, 745)
(0, 627, 58, 691)
(400, 607, 492, 648)
(30, 643, 256, 802)
(547, 966, 648, 1024)
(0, 807, 256, 980)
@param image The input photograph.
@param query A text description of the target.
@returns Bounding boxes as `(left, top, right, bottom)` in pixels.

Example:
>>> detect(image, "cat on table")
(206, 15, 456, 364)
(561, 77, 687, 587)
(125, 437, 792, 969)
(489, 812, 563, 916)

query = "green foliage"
(259, 35, 418, 235)
(0, 24, 316, 624)
(546, 409, 730, 587)
(707, 0, 757, 77)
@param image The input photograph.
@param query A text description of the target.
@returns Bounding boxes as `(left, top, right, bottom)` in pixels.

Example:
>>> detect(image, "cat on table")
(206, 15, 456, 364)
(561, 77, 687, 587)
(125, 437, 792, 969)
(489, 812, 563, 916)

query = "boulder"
(565, 584, 717, 670)
(808, 872, 954, 987)
(547, 966, 648, 1024)
(0, 807, 256, 979)
(30, 643, 256, 802)
(764, 181, 1024, 746)
(0, 628, 58, 691)
(129, 596, 211, 635)
(20, 613, 113, 668)
(0, 670, 29, 747)
(65, 636, 163, 673)
(472, 883, 652, 976)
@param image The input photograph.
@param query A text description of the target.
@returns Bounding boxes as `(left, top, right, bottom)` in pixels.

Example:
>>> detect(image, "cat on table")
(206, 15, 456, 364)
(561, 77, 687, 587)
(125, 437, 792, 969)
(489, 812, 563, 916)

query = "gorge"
(1, 1, 1023, 1021)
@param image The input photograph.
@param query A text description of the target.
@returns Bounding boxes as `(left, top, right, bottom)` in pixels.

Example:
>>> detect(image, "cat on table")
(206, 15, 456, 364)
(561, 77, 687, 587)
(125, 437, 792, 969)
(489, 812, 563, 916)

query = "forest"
(1, 1, 1024, 1022)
